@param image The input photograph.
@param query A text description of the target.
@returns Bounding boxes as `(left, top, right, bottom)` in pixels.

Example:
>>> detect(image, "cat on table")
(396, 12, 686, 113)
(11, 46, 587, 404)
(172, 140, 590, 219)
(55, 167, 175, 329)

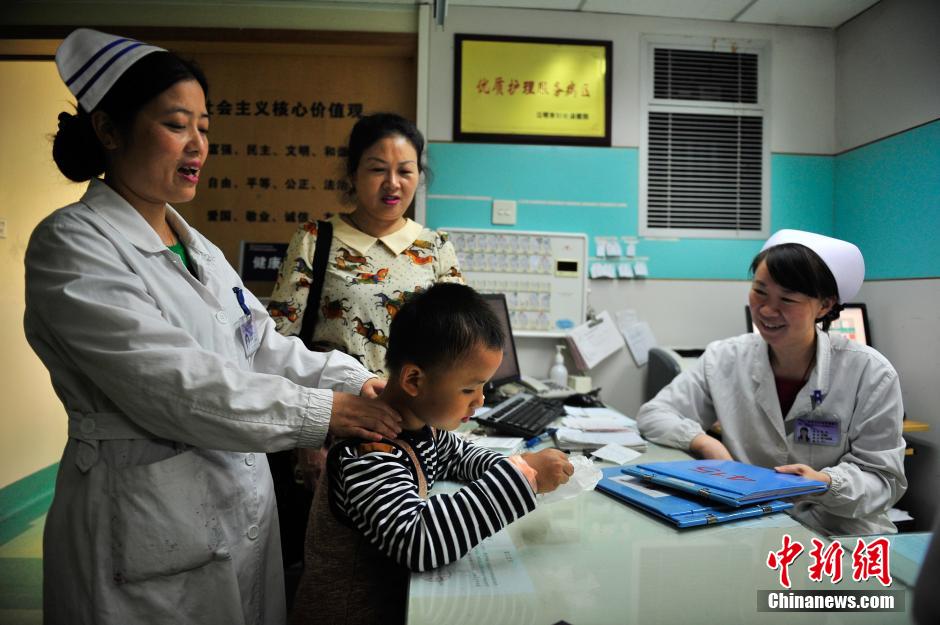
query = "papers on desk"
(590, 443, 643, 465)
(562, 416, 634, 431)
(465, 435, 524, 455)
(556, 405, 646, 452)
(565, 310, 625, 371)
(555, 428, 647, 451)
(459, 419, 524, 454)
(562, 406, 636, 430)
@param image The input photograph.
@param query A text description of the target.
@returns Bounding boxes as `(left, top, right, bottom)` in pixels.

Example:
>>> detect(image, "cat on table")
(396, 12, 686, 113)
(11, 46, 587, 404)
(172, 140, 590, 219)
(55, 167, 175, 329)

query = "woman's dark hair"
(343, 112, 428, 203)
(385, 283, 505, 375)
(750, 243, 842, 330)
(52, 51, 209, 182)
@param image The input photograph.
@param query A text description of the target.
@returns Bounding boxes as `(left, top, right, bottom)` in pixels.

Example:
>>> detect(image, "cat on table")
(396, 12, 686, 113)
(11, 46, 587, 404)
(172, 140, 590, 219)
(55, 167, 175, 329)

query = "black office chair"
(644, 347, 683, 402)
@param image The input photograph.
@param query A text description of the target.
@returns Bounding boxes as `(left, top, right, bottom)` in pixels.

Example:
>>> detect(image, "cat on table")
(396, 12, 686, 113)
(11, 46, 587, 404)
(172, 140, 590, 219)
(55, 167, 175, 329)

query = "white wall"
(516, 280, 749, 417)
(835, 0, 940, 152)
(835, 0, 940, 529)
(425, 5, 837, 154)
(0, 60, 84, 488)
(855, 279, 940, 527)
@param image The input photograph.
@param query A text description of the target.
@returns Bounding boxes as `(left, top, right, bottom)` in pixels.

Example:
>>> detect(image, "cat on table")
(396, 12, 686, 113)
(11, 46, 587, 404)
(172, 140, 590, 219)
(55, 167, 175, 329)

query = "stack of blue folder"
(595, 460, 828, 528)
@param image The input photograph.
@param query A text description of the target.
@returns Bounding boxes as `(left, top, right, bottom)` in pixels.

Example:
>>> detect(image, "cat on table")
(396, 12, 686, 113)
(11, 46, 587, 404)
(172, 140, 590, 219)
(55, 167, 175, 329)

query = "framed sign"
(454, 34, 612, 146)
(239, 242, 288, 283)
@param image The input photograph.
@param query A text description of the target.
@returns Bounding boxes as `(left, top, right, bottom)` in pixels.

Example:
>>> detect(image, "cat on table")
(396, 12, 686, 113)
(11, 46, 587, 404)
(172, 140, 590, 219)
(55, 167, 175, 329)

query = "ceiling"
(319, 0, 881, 29)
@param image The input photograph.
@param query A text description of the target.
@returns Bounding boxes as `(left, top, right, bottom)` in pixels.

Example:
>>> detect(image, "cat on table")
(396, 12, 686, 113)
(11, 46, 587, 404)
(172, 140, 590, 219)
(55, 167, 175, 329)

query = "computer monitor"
(480, 293, 521, 389)
(745, 303, 872, 347)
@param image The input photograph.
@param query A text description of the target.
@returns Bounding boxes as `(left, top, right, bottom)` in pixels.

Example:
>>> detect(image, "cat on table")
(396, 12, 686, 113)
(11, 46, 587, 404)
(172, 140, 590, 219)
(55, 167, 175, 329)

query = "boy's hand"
(329, 392, 402, 442)
(522, 449, 573, 494)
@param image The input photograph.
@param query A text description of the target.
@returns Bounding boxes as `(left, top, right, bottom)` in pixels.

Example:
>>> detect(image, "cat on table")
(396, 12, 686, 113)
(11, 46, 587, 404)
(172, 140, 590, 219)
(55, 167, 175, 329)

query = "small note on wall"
(566, 310, 625, 371)
(615, 309, 657, 367)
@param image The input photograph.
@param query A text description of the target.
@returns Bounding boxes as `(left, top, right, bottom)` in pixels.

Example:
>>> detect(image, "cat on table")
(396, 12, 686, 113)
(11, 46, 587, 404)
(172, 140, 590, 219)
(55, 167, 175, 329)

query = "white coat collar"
(750, 327, 833, 422)
(750, 328, 832, 386)
(80, 178, 213, 264)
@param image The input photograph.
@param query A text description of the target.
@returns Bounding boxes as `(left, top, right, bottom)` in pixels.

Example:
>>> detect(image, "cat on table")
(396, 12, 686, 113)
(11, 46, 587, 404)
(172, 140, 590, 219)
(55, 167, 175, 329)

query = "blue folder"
(596, 467, 793, 528)
(620, 459, 828, 507)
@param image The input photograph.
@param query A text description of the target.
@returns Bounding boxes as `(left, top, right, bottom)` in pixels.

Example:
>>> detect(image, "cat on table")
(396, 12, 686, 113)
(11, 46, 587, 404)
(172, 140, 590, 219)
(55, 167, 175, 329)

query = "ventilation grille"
(654, 48, 758, 104)
(647, 111, 763, 231)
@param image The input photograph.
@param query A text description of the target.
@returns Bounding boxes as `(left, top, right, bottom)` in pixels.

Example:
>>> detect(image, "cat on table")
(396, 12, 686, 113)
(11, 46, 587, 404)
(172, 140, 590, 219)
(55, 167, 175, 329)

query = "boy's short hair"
(385, 283, 505, 374)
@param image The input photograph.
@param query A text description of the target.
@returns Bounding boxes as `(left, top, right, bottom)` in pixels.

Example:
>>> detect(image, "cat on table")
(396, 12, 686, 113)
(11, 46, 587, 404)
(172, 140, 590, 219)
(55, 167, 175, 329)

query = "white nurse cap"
(761, 229, 865, 303)
(55, 28, 166, 112)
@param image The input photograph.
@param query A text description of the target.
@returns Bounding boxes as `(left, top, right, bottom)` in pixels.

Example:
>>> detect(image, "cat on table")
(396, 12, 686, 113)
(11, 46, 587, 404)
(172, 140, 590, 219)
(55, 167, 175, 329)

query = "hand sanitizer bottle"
(549, 345, 568, 389)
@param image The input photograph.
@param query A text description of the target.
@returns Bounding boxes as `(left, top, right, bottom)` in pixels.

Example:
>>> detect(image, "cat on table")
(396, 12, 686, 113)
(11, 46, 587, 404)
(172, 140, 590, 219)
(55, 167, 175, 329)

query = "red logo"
(851, 537, 892, 586)
(766, 535, 892, 587)
(767, 534, 805, 588)
(691, 466, 756, 482)
(808, 538, 845, 583)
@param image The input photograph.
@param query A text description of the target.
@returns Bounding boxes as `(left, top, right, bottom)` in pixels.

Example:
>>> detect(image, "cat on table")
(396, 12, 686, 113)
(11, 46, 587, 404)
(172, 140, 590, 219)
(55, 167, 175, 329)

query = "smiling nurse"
(637, 229, 907, 536)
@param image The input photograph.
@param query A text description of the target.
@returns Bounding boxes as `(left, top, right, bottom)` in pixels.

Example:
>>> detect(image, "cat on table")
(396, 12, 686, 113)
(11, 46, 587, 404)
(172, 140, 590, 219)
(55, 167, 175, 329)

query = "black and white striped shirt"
(328, 426, 537, 572)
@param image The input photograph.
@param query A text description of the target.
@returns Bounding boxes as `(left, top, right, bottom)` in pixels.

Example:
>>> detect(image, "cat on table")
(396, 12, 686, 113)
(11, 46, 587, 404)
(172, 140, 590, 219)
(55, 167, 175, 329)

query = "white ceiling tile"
(263, 0, 882, 29)
(452, 0, 583, 10)
(581, 0, 753, 20)
(737, 0, 881, 28)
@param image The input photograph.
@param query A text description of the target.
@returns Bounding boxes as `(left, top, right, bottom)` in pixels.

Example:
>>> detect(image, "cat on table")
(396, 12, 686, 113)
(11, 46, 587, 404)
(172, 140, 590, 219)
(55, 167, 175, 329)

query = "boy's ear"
(398, 363, 426, 398)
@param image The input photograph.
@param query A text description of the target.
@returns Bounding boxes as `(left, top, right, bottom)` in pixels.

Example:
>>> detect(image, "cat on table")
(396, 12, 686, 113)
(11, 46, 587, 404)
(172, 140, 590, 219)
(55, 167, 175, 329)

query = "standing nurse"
(26, 29, 400, 625)
(637, 230, 906, 536)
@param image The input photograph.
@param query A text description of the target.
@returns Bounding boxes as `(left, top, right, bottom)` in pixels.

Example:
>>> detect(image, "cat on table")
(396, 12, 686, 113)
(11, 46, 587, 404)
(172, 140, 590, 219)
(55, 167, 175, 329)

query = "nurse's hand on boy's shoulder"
(329, 392, 402, 442)
(689, 433, 733, 460)
(774, 463, 832, 487)
(360, 377, 386, 398)
(522, 449, 574, 494)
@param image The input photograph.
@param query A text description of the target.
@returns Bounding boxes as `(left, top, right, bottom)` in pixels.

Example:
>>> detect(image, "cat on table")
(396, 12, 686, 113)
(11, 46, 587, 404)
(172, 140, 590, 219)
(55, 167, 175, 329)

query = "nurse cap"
(761, 229, 865, 303)
(55, 28, 166, 112)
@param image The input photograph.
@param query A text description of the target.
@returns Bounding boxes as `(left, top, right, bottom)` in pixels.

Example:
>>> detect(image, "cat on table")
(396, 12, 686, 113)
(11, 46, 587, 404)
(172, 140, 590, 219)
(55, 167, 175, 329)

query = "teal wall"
(0, 464, 55, 545)
(427, 144, 835, 280)
(834, 119, 940, 279)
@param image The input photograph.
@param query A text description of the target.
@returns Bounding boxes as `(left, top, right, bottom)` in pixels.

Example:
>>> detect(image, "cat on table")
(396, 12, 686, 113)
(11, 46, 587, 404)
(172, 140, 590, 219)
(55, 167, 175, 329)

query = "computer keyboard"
(474, 393, 566, 439)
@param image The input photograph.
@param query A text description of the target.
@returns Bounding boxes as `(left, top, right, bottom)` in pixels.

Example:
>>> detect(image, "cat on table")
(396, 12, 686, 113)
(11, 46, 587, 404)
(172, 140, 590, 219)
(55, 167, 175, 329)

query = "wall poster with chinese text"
(164, 36, 416, 294)
(454, 34, 612, 146)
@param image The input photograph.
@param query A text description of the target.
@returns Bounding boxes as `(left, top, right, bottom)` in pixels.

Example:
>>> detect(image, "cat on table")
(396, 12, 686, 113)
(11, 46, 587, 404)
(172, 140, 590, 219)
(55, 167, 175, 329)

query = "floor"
(0, 511, 44, 625)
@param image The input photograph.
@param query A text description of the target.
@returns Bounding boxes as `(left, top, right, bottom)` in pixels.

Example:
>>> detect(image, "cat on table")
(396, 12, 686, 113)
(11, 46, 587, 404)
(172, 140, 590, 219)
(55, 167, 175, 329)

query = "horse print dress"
(268, 215, 463, 377)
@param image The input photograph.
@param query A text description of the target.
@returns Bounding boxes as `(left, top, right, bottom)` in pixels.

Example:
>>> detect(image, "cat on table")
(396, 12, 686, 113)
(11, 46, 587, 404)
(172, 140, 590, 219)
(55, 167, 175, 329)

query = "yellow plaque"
(455, 35, 611, 146)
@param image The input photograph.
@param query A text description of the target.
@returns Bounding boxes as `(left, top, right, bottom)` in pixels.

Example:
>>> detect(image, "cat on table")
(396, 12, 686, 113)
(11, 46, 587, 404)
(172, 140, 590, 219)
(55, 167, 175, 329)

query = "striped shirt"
(327, 426, 537, 572)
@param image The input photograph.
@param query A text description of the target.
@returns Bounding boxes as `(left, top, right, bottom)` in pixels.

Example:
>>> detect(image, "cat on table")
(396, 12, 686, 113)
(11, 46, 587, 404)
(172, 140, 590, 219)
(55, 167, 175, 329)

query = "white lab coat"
(637, 330, 907, 536)
(24, 179, 374, 625)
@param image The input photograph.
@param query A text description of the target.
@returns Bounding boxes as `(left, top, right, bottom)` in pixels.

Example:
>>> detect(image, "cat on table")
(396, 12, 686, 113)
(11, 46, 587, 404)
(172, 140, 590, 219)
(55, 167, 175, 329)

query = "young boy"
(290, 283, 572, 625)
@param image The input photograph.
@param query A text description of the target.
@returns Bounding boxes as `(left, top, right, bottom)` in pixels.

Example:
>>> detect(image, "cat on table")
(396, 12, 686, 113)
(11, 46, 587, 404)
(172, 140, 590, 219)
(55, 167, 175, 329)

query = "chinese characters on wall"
(169, 42, 416, 278)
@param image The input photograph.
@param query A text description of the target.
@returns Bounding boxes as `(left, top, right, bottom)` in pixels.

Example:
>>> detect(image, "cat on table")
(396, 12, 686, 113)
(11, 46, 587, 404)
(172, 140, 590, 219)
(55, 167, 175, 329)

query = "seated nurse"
(637, 229, 907, 536)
